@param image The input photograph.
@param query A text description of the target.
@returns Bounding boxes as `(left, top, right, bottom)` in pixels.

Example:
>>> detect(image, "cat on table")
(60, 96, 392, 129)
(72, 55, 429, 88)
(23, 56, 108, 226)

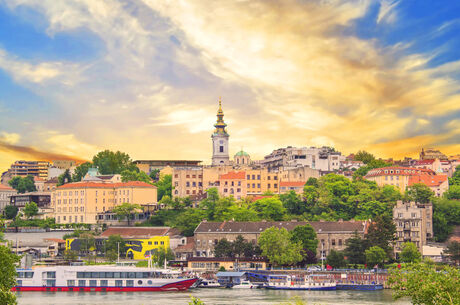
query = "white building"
(211, 99, 230, 166)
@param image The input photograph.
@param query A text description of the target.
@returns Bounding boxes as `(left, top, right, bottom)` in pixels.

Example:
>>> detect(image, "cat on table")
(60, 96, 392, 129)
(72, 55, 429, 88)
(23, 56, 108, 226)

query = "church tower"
(211, 98, 230, 166)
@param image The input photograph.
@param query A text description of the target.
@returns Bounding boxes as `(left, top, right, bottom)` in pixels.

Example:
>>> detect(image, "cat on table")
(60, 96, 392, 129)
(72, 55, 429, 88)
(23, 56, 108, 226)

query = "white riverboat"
(264, 274, 336, 291)
(14, 265, 197, 292)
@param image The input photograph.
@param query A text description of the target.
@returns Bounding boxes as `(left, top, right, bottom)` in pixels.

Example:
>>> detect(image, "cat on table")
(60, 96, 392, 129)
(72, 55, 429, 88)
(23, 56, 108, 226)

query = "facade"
(52, 181, 157, 224)
(10, 192, 51, 208)
(408, 174, 448, 197)
(43, 177, 59, 192)
(193, 220, 369, 258)
(6, 161, 50, 179)
(47, 167, 65, 179)
(364, 166, 436, 193)
(52, 160, 76, 169)
(172, 166, 205, 199)
(279, 181, 306, 194)
(211, 99, 230, 166)
(420, 148, 447, 161)
(134, 160, 202, 175)
(245, 169, 280, 196)
(279, 166, 320, 182)
(219, 171, 246, 199)
(0, 184, 16, 211)
(393, 201, 433, 255)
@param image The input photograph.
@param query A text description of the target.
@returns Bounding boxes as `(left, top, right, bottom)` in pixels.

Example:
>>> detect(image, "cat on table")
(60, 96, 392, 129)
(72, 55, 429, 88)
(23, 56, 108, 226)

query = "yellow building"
(53, 181, 157, 224)
(245, 168, 280, 195)
(364, 166, 436, 193)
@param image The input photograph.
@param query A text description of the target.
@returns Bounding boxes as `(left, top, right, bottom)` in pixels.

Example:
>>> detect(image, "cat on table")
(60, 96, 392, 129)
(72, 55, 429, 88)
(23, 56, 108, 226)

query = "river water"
(17, 289, 411, 305)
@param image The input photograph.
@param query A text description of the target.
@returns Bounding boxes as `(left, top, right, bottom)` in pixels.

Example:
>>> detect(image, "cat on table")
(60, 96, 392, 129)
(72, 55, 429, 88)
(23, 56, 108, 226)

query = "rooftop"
(280, 181, 306, 187)
(220, 171, 246, 180)
(408, 174, 448, 187)
(0, 184, 14, 191)
(235, 150, 249, 157)
(365, 167, 434, 178)
(57, 181, 156, 189)
(100, 227, 171, 238)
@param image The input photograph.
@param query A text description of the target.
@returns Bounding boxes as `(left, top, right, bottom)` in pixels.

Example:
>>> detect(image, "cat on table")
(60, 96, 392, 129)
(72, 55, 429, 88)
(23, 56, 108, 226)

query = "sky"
(0, 0, 460, 172)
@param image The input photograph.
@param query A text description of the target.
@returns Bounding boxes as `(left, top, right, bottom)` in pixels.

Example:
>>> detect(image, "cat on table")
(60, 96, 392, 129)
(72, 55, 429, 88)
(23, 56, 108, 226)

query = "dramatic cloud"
(0, 0, 458, 172)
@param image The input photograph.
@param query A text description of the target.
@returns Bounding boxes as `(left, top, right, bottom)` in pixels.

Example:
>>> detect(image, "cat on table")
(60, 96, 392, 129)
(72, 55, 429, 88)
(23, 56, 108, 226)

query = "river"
(17, 289, 411, 305)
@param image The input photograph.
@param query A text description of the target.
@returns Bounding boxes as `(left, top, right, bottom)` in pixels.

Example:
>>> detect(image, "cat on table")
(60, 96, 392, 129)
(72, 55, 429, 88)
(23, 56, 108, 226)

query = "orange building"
(365, 167, 437, 193)
(53, 181, 157, 224)
(218, 171, 246, 199)
(408, 174, 448, 197)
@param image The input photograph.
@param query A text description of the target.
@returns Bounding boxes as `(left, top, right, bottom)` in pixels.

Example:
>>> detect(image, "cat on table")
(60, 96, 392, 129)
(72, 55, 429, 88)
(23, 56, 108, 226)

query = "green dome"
(235, 150, 249, 157)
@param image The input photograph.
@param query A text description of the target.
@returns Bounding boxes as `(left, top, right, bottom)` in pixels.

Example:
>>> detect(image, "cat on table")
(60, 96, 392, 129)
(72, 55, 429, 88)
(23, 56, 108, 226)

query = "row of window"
(76, 271, 162, 279)
(56, 190, 131, 197)
(16, 272, 34, 278)
(247, 175, 278, 180)
(57, 215, 84, 223)
(57, 207, 85, 213)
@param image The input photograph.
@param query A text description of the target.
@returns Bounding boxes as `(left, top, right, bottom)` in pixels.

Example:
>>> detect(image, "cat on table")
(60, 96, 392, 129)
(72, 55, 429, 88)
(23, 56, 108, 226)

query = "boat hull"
(265, 285, 336, 291)
(336, 284, 383, 291)
(13, 278, 198, 292)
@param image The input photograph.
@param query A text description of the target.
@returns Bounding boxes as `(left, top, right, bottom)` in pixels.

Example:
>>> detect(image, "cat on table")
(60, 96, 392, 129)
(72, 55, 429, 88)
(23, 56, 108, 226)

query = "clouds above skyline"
(0, 0, 459, 171)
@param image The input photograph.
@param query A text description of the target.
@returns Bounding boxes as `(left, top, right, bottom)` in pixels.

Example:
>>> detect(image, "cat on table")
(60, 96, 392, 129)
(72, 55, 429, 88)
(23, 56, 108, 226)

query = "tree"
(8, 176, 36, 193)
(365, 246, 386, 268)
(106, 249, 118, 262)
(121, 170, 152, 183)
(214, 238, 233, 258)
(389, 262, 459, 305)
(444, 241, 460, 265)
(23, 202, 38, 219)
(72, 162, 92, 182)
(252, 197, 286, 221)
(57, 169, 72, 186)
(289, 224, 318, 254)
(306, 177, 319, 188)
(155, 174, 172, 201)
(432, 198, 460, 242)
(326, 250, 346, 268)
(173, 208, 206, 237)
(344, 231, 366, 264)
(354, 150, 375, 164)
(258, 227, 303, 265)
(399, 242, 421, 263)
(0, 245, 20, 305)
(152, 247, 174, 266)
(105, 234, 126, 255)
(79, 233, 96, 255)
(92, 150, 137, 175)
(364, 214, 396, 255)
(63, 249, 78, 261)
(449, 165, 460, 185)
(149, 169, 160, 181)
(444, 185, 460, 200)
(405, 183, 434, 204)
(113, 202, 142, 226)
(280, 191, 304, 215)
(4, 205, 18, 219)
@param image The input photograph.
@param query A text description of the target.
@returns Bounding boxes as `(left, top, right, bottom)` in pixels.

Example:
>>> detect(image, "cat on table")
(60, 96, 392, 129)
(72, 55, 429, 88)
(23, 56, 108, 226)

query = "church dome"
(235, 150, 249, 157)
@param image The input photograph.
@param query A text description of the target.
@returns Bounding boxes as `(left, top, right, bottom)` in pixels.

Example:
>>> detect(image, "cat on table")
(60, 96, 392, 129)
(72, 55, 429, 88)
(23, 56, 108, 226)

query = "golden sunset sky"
(0, 0, 459, 172)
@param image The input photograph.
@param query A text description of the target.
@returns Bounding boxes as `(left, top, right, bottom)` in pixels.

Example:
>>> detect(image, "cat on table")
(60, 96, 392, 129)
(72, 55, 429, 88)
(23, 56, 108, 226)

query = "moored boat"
(197, 279, 222, 288)
(14, 266, 197, 292)
(264, 274, 336, 291)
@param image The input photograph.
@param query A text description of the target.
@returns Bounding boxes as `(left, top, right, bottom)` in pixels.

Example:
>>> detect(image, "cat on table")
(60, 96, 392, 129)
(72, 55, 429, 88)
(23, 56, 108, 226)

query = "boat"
(197, 279, 222, 288)
(13, 265, 198, 292)
(264, 274, 336, 291)
(336, 283, 383, 290)
(229, 280, 257, 289)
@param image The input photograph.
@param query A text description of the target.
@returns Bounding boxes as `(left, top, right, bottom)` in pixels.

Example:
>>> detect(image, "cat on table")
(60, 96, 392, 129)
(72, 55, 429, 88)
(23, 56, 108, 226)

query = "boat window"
(25, 272, 34, 278)
(77, 272, 84, 279)
(128, 272, 136, 278)
(115, 280, 123, 287)
(89, 280, 97, 287)
(147, 280, 153, 285)
(47, 272, 56, 278)
(105, 272, 114, 278)
(113, 272, 121, 278)
(46, 280, 56, 287)
(100, 280, 108, 287)
(84, 272, 91, 278)
(67, 280, 75, 287)
(126, 280, 134, 287)
(143, 272, 150, 278)
(136, 272, 143, 278)
(138, 280, 143, 285)
(78, 280, 86, 287)
(121, 272, 128, 278)
(17, 272, 24, 278)
(91, 272, 100, 278)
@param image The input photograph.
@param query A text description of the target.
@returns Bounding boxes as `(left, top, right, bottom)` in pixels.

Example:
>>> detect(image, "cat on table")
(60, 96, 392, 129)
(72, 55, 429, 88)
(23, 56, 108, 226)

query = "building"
(187, 257, 267, 272)
(134, 160, 202, 175)
(0, 184, 16, 212)
(393, 201, 433, 255)
(234, 150, 251, 166)
(364, 166, 436, 193)
(6, 161, 50, 179)
(193, 220, 369, 258)
(219, 171, 246, 199)
(408, 174, 448, 197)
(279, 166, 320, 182)
(43, 177, 59, 192)
(9, 192, 51, 208)
(47, 167, 65, 179)
(34, 177, 46, 192)
(420, 148, 447, 161)
(245, 169, 280, 196)
(211, 99, 230, 166)
(52, 160, 77, 169)
(52, 181, 157, 224)
(279, 181, 306, 194)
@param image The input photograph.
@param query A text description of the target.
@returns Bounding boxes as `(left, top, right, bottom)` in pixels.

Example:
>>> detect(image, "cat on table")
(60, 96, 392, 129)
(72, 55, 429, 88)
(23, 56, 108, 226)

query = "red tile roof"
(415, 159, 435, 165)
(252, 195, 273, 201)
(408, 174, 448, 187)
(57, 181, 156, 189)
(365, 167, 434, 178)
(280, 181, 306, 187)
(101, 227, 171, 238)
(175, 237, 195, 252)
(219, 171, 245, 180)
(0, 184, 14, 191)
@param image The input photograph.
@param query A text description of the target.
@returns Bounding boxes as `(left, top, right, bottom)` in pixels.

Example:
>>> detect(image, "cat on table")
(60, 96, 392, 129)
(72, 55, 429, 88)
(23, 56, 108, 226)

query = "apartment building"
(219, 171, 246, 199)
(245, 169, 280, 195)
(6, 161, 50, 179)
(0, 184, 16, 212)
(53, 181, 157, 224)
(393, 200, 433, 255)
(364, 167, 436, 193)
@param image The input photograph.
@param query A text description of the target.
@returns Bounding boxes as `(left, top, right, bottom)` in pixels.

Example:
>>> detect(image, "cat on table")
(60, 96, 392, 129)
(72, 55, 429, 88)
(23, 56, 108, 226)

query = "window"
(89, 280, 97, 287)
(252, 175, 255, 180)
(274, 183, 278, 188)
(338, 239, 342, 246)
(268, 183, 271, 188)
(219, 146, 224, 153)
(126, 280, 134, 287)
(257, 175, 261, 180)
(78, 280, 86, 287)
(247, 184, 250, 188)
(100, 280, 108, 287)
(274, 176, 278, 180)
(247, 175, 250, 180)
(331, 239, 336, 246)
(257, 183, 261, 188)
(115, 280, 123, 287)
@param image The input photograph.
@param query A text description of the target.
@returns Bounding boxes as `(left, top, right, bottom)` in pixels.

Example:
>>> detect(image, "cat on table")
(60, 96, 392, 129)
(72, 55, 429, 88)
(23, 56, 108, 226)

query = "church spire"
(214, 97, 228, 135)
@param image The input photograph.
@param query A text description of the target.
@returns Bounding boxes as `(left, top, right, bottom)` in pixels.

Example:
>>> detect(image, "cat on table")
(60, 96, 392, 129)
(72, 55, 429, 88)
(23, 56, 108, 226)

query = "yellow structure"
(53, 181, 157, 224)
(66, 236, 169, 260)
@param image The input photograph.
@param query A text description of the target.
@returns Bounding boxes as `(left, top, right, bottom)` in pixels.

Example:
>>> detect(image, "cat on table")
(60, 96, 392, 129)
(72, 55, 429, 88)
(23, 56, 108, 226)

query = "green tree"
(444, 185, 460, 200)
(63, 249, 78, 261)
(57, 169, 72, 186)
(121, 170, 152, 183)
(399, 242, 421, 263)
(449, 165, 460, 185)
(364, 214, 396, 255)
(326, 250, 346, 268)
(365, 246, 386, 268)
(389, 262, 459, 305)
(289, 224, 318, 254)
(79, 233, 96, 255)
(92, 150, 137, 174)
(354, 150, 375, 164)
(154, 174, 172, 201)
(72, 162, 92, 182)
(4, 205, 18, 219)
(214, 238, 233, 258)
(23, 202, 38, 219)
(432, 198, 460, 242)
(344, 231, 366, 264)
(252, 197, 286, 221)
(0, 245, 20, 305)
(113, 203, 142, 226)
(149, 169, 160, 181)
(258, 227, 303, 265)
(172, 208, 206, 237)
(106, 249, 118, 262)
(152, 247, 174, 266)
(105, 235, 126, 255)
(306, 177, 319, 188)
(280, 191, 304, 215)
(8, 176, 36, 193)
(444, 241, 460, 265)
(405, 183, 434, 204)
